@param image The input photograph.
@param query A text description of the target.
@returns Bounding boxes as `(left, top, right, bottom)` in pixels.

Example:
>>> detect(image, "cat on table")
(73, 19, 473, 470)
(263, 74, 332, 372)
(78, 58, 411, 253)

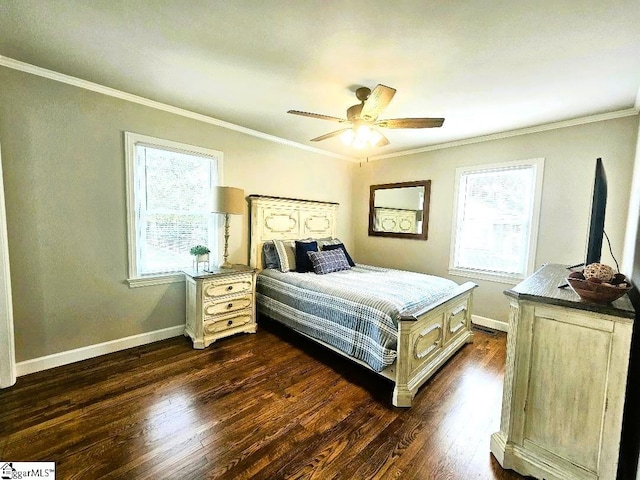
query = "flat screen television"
(585, 158, 607, 265)
(562, 158, 609, 284)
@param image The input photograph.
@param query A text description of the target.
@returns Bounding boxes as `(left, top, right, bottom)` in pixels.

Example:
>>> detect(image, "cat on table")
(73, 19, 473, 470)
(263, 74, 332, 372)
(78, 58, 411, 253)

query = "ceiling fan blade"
(376, 117, 445, 129)
(360, 84, 396, 121)
(287, 110, 346, 122)
(310, 129, 349, 142)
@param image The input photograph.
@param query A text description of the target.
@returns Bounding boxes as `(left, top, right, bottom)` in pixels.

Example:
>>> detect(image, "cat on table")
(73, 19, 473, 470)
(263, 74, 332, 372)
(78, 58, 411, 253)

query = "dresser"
(491, 264, 635, 480)
(183, 265, 257, 349)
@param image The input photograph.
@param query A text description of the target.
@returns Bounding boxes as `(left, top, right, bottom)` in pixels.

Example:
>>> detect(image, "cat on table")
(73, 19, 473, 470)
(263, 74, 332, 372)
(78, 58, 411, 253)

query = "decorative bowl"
(566, 277, 632, 304)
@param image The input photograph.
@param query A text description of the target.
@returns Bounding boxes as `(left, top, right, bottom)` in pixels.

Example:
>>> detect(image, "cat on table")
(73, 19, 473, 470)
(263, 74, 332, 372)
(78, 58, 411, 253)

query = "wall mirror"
(368, 180, 431, 240)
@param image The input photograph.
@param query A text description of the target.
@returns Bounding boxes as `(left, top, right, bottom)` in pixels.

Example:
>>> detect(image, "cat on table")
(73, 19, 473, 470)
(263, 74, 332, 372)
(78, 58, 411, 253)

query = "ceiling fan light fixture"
(289, 83, 444, 148)
(353, 137, 367, 149)
(340, 125, 383, 149)
(340, 128, 355, 145)
(368, 128, 383, 147)
(355, 124, 370, 141)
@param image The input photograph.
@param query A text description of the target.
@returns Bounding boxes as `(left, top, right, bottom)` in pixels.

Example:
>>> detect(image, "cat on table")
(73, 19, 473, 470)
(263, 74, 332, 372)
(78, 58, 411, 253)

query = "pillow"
(273, 239, 296, 272)
(322, 243, 355, 267)
(314, 236, 333, 244)
(307, 249, 351, 275)
(317, 237, 343, 248)
(295, 240, 318, 273)
(262, 242, 280, 269)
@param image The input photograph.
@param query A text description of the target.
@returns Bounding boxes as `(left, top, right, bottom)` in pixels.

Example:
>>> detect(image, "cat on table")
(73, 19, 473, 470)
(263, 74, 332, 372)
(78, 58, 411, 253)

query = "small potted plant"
(190, 245, 210, 270)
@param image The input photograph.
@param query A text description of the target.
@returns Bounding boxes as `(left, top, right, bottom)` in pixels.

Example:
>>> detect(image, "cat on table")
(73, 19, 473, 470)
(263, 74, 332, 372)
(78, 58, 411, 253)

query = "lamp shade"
(212, 186, 245, 215)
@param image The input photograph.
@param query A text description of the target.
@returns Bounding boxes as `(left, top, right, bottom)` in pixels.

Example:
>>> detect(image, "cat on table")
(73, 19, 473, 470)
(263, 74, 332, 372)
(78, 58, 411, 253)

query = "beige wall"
(624, 120, 640, 288)
(630, 116, 640, 480)
(625, 141, 640, 468)
(352, 116, 639, 323)
(1, 63, 637, 362)
(0, 67, 354, 362)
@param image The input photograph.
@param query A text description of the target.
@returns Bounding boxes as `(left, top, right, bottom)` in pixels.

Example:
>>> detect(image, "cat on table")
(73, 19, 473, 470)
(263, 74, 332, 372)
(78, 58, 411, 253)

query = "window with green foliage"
(125, 133, 222, 286)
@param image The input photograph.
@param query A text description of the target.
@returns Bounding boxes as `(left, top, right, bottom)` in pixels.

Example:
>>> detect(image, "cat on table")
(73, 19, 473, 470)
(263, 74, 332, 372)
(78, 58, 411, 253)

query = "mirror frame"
(368, 180, 431, 240)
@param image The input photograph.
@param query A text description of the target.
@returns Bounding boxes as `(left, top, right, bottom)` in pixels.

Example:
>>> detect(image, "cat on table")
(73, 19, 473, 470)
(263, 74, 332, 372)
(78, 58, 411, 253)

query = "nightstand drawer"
(184, 266, 257, 349)
(203, 274, 253, 299)
(204, 311, 252, 335)
(204, 294, 252, 317)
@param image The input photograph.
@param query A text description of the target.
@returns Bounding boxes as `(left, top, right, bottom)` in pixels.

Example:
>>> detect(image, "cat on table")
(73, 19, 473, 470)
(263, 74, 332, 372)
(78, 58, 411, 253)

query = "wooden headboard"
(248, 195, 339, 269)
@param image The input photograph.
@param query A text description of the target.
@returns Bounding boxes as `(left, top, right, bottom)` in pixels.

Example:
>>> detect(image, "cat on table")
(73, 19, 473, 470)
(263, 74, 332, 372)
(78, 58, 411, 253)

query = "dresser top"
(182, 264, 255, 280)
(504, 264, 635, 319)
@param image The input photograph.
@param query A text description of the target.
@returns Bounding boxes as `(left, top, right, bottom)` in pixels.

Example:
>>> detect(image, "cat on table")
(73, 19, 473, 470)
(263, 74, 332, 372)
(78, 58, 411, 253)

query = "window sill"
(127, 273, 186, 288)
(448, 267, 524, 285)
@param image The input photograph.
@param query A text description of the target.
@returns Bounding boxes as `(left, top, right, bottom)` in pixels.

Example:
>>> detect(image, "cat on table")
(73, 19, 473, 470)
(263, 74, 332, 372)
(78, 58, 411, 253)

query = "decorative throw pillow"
(295, 240, 318, 273)
(262, 242, 280, 269)
(273, 239, 296, 272)
(307, 249, 351, 275)
(322, 243, 355, 267)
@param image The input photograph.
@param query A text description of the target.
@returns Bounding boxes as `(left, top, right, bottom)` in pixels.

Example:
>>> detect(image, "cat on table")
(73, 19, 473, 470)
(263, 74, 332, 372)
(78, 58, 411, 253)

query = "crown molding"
(367, 107, 639, 161)
(0, 56, 353, 162)
(2, 55, 637, 164)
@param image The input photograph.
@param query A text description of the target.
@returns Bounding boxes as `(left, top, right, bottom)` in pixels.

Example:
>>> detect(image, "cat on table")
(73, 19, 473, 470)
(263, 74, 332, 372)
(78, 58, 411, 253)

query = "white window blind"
(450, 159, 543, 283)
(125, 133, 222, 286)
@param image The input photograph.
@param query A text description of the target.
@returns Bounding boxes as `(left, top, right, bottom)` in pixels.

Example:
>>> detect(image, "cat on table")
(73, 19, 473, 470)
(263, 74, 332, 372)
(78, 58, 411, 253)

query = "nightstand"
(183, 265, 257, 349)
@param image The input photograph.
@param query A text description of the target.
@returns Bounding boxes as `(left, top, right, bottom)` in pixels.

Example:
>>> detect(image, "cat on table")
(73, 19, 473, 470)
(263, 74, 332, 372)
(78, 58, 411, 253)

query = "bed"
(249, 195, 477, 407)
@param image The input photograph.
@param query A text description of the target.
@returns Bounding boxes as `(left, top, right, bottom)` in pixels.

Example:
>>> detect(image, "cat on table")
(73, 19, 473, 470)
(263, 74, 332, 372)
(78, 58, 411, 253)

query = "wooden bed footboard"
(392, 281, 477, 407)
(248, 195, 479, 408)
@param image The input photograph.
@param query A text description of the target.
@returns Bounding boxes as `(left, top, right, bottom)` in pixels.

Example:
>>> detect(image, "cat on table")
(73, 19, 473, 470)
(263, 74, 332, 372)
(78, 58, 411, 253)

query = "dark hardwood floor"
(0, 321, 525, 479)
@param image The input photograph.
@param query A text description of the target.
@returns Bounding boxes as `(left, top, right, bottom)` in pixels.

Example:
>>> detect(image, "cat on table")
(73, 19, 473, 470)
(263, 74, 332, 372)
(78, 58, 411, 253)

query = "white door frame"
(0, 143, 16, 388)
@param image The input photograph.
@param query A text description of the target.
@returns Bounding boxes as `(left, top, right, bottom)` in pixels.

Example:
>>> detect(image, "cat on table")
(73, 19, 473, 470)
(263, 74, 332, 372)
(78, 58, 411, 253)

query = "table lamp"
(211, 186, 245, 268)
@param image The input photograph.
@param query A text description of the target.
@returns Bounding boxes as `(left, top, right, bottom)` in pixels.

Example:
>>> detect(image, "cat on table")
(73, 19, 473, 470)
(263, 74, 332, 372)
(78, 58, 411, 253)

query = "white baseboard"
(15, 325, 185, 377)
(472, 314, 509, 333)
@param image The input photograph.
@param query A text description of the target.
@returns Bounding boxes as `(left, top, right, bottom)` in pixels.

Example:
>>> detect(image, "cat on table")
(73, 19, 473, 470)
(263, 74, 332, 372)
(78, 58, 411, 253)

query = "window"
(125, 133, 222, 287)
(449, 158, 544, 283)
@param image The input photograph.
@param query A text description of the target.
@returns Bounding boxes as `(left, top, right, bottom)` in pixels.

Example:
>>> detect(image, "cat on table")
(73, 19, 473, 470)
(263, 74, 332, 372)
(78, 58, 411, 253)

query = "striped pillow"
(262, 242, 280, 269)
(273, 239, 296, 272)
(272, 238, 320, 272)
(307, 249, 351, 275)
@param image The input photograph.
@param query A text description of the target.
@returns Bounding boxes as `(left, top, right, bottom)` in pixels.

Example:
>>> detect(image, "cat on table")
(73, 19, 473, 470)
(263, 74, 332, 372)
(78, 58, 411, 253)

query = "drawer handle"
(227, 303, 233, 309)
(227, 320, 233, 326)
(226, 285, 233, 291)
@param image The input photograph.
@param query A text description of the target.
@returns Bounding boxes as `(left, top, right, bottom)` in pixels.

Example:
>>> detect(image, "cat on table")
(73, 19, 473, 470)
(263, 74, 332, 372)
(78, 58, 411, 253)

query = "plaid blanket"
(256, 264, 458, 372)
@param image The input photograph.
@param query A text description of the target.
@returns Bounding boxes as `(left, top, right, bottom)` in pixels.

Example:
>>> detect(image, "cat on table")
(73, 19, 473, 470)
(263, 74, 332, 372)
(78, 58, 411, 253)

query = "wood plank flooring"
(0, 321, 526, 479)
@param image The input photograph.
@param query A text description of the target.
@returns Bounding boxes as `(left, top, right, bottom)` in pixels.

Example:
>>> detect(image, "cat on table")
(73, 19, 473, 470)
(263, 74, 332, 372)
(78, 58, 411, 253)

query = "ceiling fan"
(287, 84, 444, 149)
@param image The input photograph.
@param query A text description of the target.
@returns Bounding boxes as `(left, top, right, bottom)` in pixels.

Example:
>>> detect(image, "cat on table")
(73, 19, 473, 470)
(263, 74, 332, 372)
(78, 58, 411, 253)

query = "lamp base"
(219, 261, 233, 269)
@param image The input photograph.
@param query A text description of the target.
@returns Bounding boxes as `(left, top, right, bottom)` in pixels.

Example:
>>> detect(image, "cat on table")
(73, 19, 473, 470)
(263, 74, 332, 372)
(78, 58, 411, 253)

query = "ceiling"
(1, 1, 639, 160)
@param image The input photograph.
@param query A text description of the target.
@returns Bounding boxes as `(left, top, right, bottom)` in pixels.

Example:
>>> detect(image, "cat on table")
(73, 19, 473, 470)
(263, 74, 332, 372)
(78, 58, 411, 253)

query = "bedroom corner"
(351, 115, 638, 329)
(0, 142, 16, 388)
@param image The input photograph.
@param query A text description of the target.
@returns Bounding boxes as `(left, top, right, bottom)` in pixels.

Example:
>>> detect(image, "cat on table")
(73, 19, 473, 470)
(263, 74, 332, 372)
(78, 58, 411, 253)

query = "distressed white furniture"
(374, 207, 419, 233)
(183, 265, 257, 348)
(491, 264, 635, 480)
(249, 195, 477, 407)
